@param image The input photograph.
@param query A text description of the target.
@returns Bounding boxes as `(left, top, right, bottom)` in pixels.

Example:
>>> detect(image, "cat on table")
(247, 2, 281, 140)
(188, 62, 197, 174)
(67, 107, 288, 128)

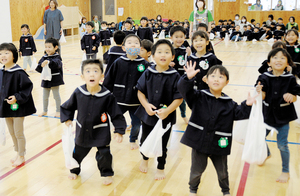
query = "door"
(91, 0, 103, 21)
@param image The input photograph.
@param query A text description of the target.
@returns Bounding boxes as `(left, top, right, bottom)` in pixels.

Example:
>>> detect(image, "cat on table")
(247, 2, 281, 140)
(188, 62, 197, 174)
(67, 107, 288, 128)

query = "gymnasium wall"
(10, 0, 90, 42)
(0, 0, 12, 43)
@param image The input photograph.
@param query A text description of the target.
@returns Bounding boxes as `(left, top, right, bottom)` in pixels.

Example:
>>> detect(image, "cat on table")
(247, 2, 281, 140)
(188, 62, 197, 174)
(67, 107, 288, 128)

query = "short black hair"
(278, 17, 283, 21)
(151, 39, 175, 56)
(289, 16, 295, 22)
(101, 21, 108, 25)
(223, 20, 227, 22)
(124, 19, 133, 25)
(140, 16, 148, 21)
(219, 20, 223, 22)
(192, 30, 209, 43)
(21, 24, 31, 34)
(141, 39, 153, 52)
(251, 19, 255, 23)
(267, 48, 295, 68)
(272, 41, 286, 50)
(113, 30, 126, 45)
(207, 65, 229, 80)
(122, 34, 141, 46)
(270, 22, 276, 26)
(286, 29, 299, 38)
(86, 21, 94, 28)
(81, 59, 104, 74)
(197, 23, 208, 31)
(170, 26, 186, 36)
(0, 43, 18, 63)
(268, 14, 274, 20)
(45, 37, 59, 49)
(266, 25, 272, 29)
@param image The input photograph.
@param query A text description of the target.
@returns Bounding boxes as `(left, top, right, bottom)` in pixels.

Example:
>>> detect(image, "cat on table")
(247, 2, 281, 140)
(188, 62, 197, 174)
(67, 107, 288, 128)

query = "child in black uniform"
(161, 21, 170, 38)
(135, 39, 183, 180)
(81, 21, 101, 59)
(19, 24, 37, 71)
(122, 19, 135, 36)
(99, 21, 112, 54)
(273, 24, 284, 41)
(140, 39, 153, 63)
(255, 48, 300, 183)
(60, 59, 126, 185)
(137, 16, 154, 42)
(170, 26, 191, 124)
(36, 38, 64, 118)
(285, 29, 300, 78)
(103, 30, 126, 76)
(0, 43, 36, 166)
(178, 64, 257, 196)
(103, 34, 150, 150)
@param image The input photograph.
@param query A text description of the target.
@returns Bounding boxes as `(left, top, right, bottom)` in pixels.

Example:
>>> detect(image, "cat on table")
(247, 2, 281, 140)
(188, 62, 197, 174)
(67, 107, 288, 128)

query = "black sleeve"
(80, 36, 85, 50)
(14, 72, 33, 105)
(60, 91, 77, 123)
(233, 101, 251, 120)
(35, 57, 45, 73)
(19, 38, 23, 53)
(148, 28, 154, 42)
(289, 77, 300, 96)
(177, 75, 199, 108)
(30, 37, 37, 53)
(258, 60, 269, 74)
(103, 61, 117, 91)
(94, 34, 101, 48)
(48, 57, 62, 70)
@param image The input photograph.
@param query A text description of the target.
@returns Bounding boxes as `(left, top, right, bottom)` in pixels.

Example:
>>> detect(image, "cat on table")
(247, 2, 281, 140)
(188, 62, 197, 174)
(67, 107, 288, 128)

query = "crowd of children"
(1, 5, 300, 195)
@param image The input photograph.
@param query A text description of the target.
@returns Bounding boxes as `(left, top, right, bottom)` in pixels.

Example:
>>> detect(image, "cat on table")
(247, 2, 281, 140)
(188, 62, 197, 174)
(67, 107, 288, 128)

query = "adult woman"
(239, 16, 250, 33)
(274, 0, 284, 10)
(43, 0, 64, 40)
(189, 0, 213, 36)
(92, 15, 101, 33)
(156, 15, 162, 23)
(286, 16, 299, 31)
(251, 0, 263, 11)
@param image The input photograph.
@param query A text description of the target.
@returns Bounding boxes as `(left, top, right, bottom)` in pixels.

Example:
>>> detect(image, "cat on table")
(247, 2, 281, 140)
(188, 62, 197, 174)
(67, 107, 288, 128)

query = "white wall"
(0, 0, 12, 43)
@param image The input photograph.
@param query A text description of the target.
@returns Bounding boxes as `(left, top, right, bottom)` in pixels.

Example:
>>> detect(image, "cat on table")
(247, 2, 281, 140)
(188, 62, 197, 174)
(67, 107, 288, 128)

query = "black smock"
(99, 29, 111, 46)
(19, 34, 37, 56)
(103, 46, 126, 76)
(137, 27, 154, 42)
(80, 32, 101, 54)
(173, 46, 188, 76)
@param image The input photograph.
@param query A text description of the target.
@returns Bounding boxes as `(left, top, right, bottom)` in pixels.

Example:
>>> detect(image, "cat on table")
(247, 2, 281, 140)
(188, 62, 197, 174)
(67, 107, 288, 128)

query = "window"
(105, 0, 114, 15)
(272, 0, 296, 10)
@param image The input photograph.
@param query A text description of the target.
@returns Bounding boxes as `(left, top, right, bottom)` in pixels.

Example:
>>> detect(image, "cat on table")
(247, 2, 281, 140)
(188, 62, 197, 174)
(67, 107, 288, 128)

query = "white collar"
(263, 71, 293, 77)
(78, 85, 110, 97)
(148, 66, 177, 74)
(201, 89, 232, 100)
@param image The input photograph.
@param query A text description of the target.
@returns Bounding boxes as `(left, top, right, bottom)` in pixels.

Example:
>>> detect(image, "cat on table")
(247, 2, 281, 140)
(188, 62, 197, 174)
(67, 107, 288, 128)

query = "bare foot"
(12, 156, 25, 167)
(10, 154, 18, 164)
(182, 117, 189, 124)
(68, 173, 78, 180)
(130, 142, 139, 150)
(54, 112, 60, 118)
(103, 176, 113, 185)
(38, 112, 47, 117)
(258, 154, 271, 166)
(139, 160, 148, 173)
(189, 193, 197, 196)
(126, 125, 132, 131)
(276, 172, 290, 183)
(155, 169, 166, 180)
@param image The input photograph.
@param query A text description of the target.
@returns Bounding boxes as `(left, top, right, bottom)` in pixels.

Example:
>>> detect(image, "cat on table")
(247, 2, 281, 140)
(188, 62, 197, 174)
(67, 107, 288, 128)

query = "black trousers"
(70, 144, 114, 177)
(189, 149, 230, 194)
(140, 121, 172, 170)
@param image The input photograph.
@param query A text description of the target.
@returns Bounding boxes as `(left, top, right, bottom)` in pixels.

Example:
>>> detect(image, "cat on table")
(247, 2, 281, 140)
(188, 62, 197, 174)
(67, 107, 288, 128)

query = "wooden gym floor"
(0, 36, 299, 196)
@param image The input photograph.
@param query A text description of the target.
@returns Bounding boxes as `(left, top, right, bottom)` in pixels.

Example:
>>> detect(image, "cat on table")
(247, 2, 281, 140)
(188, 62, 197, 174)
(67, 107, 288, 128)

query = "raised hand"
(183, 60, 200, 80)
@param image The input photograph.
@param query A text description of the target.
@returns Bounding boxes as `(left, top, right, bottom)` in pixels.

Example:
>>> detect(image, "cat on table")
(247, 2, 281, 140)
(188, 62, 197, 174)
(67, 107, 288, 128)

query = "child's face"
(21, 27, 29, 35)
(140, 19, 147, 27)
(211, 24, 215, 28)
(163, 23, 168, 27)
(86, 25, 93, 33)
(111, 23, 115, 27)
(286, 32, 298, 44)
(153, 44, 174, 69)
(235, 26, 240, 31)
(243, 27, 247, 31)
(268, 51, 288, 72)
(254, 28, 259, 33)
(81, 64, 103, 88)
(155, 24, 159, 28)
(123, 37, 141, 54)
(45, 43, 58, 56)
(224, 22, 227, 25)
(139, 47, 150, 60)
(206, 69, 228, 92)
(222, 27, 226, 32)
(124, 23, 131, 30)
(135, 25, 139, 29)
(94, 17, 98, 21)
(262, 26, 267, 30)
(218, 22, 222, 26)
(256, 23, 260, 27)
(148, 23, 152, 28)
(193, 35, 209, 53)
(171, 31, 185, 48)
(247, 26, 251, 30)
(198, 27, 207, 33)
(278, 20, 283, 24)
(83, 18, 87, 23)
(101, 24, 107, 30)
(0, 50, 14, 65)
(276, 25, 281, 30)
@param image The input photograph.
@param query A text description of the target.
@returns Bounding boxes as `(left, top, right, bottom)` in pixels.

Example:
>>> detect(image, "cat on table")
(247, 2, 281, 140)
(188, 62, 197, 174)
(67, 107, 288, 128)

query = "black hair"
(122, 34, 141, 46)
(101, 21, 108, 25)
(124, 19, 133, 25)
(286, 29, 299, 37)
(235, 14, 240, 17)
(45, 37, 60, 53)
(197, 23, 208, 31)
(243, 25, 247, 28)
(267, 48, 295, 68)
(270, 22, 276, 26)
(192, 30, 209, 41)
(151, 39, 175, 56)
(111, 22, 115, 24)
(251, 19, 255, 23)
(266, 26, 272, 29)
(81, 59, 103, 74)
(223, 20, 227, 22)
(195, 0, 206, 10)
(0, 43, 18, 63)
(86, 21, 94, 28)
(173, 22, 179, 26)
(207, 65, 229, 80)
(268, 14, 274, 20)
(289, 16, 295, 22)
(262, 21, 266, 25)
(141, 39, 153, 52)
(140, 16, 148, 21)
(218, 20, 223, 23)
(21, 24, 31, 34)
(170, 26, 186, 36)
(113, 30, 126, 45)
(272, 41, 286, 50)
(228, 19, 233, 22)
(278, 17, 283, 21)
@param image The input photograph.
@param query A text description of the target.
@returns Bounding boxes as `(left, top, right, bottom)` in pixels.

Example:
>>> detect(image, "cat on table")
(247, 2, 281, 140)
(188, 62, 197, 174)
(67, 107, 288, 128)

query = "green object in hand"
(11, 103, 19, 111)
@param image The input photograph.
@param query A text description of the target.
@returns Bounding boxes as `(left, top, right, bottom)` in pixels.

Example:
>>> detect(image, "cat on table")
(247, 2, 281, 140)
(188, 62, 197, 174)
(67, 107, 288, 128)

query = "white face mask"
(235, 16, 239, 20)
(197, 2, 204, 9)
(242, 19, 246, 23)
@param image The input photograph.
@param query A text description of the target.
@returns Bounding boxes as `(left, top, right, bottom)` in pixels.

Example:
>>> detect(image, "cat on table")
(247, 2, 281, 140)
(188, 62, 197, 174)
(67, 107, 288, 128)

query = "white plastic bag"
(140, 119, 171, 158)
(209, 32, 215, 40)
(242, 92, 268, 165)
(259, 33, 266, 41)
(59, 31, 67, 43)
(216, 32, 220, 39)
(30, 56, 38, 71)
(159, 31, 165, 39)
(233, 119, 249, 144)
(252, 39, 257, 43)
(268, 38, 274, 43)
(224, 33, 229, 42)
(41, 64, 52, 81)
(234, 34, 240, 42)
(0, 118, 6, 146)
(62, 125, 79, 169)
(82, 53, 86, 61)
(242, 36, 247, 42)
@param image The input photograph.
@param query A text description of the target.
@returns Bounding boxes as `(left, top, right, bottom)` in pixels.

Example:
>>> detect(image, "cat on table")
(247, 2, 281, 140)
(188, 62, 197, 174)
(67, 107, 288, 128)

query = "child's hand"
(183, 60, 200, 80)
(32, 52, 35, 55)
(83, 49, 86, 53)
(92, 46, 96, 50)
(169, 62, 175, 67)
(256, 81, 263, 93)
(145, 103, 157, 116)
(246, 92, 259, 106)
(41, 60, 49, 67)
(283, 93, 297, 103)
(65, 120, 73, 127)
(156, 108, 169, 120)
(6, 96, 16, 105)
(186, 47, 191, 56)
(113, 133, 123, 143)
(19, 52, 22, 56)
